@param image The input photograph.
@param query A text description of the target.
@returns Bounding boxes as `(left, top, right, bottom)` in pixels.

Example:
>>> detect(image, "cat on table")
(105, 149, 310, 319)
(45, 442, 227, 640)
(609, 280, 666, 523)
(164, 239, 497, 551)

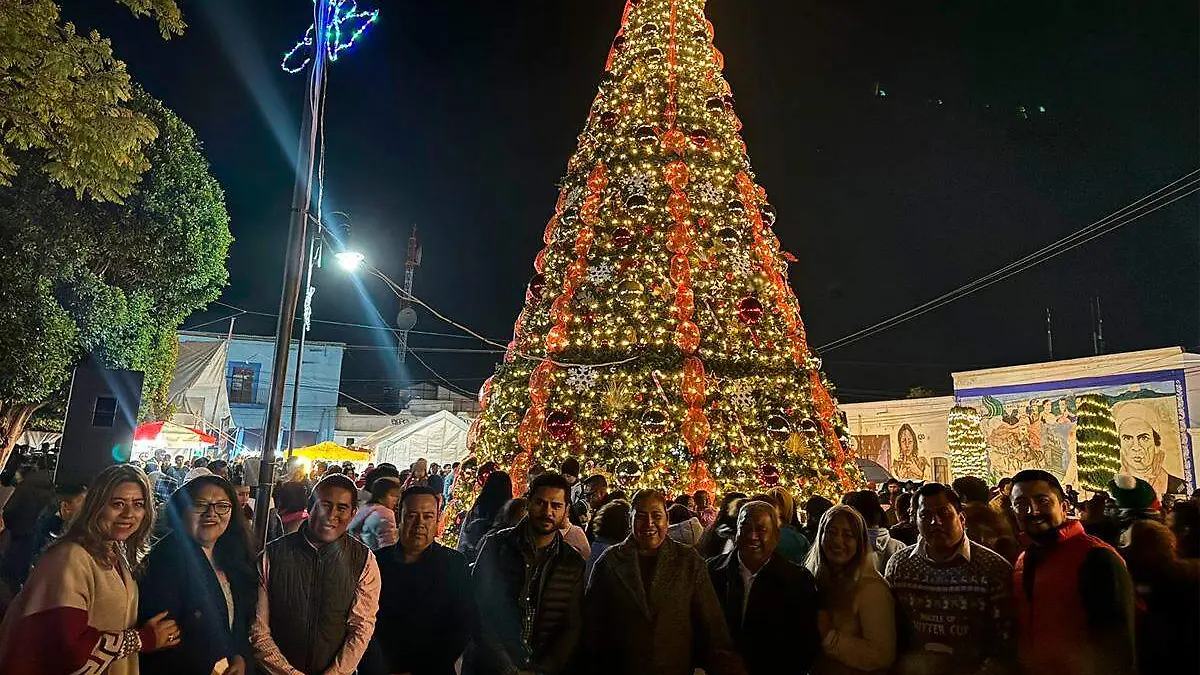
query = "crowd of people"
(0, 445, 1196, 674)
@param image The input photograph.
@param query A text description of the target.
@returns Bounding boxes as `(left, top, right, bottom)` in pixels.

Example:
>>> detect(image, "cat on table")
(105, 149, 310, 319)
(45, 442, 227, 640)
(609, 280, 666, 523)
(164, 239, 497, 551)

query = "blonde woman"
(0, 464, 180, 674)
(805, 504, 896, 675)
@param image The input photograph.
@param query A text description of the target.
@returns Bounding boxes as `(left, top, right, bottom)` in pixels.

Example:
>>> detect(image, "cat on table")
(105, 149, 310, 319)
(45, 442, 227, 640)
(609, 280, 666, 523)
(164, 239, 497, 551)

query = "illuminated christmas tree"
(459, 0, 860, 508)
(947, 405, 990, 481)
(1075, 394, 1121, 493)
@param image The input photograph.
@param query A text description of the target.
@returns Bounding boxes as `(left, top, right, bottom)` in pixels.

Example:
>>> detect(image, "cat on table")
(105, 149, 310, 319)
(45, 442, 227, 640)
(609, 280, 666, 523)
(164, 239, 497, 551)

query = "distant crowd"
(0, 444, 1196, 674)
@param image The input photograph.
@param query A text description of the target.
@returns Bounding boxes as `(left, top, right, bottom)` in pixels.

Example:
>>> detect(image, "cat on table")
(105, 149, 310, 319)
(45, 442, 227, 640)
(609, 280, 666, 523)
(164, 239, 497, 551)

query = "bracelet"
(118, 629, 142, 659)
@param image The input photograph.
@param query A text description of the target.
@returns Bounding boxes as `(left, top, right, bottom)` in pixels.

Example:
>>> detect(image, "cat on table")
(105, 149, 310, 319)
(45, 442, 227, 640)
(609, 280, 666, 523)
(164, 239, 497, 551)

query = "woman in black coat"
(139, 474, 258, 675)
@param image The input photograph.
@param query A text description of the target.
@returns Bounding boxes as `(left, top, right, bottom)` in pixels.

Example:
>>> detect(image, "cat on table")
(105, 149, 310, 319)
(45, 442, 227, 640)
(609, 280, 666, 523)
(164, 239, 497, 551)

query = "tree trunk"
(0, 401, 44, 472)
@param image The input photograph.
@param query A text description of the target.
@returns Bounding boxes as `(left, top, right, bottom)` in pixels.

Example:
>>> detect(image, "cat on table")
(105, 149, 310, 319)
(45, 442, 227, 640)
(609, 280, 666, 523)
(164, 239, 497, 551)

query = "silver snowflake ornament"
(587, 263, 614, 285)
(566, 366, 599, 393)
(693, 180, 723, 205)
(564, 185, 586, 209)
(621, 174, 653, 196)
(730, 256, 756, 277)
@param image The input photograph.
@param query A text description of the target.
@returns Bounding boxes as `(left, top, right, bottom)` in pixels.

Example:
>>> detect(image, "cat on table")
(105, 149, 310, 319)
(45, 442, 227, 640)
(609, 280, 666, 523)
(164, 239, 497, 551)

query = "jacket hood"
(868, 526, 893, 551)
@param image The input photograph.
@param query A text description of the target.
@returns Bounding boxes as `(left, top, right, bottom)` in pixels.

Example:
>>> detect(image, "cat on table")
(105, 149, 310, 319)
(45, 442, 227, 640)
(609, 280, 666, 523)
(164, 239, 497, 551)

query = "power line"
(817, 169, 1200, 353)
(203, 300, 498, 342)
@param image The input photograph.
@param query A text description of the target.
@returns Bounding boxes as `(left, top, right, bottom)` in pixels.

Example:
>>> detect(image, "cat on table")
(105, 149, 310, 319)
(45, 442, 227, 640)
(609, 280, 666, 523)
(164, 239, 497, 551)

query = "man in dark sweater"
(365, 485, 472, 675)
(1010, 469, 1136, 675)
(886, 483, 1015, 675)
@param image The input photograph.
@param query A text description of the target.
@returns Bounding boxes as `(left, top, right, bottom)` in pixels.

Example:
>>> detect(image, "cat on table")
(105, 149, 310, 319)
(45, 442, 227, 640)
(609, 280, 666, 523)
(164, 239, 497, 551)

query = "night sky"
(61, 0, 1199, 410)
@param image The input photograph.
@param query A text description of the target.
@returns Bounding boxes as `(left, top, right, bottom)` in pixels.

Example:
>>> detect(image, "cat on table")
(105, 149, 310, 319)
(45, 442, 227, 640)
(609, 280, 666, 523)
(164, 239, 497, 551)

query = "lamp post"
(254, 0, 377, 547)
(284, 212, 360, 460)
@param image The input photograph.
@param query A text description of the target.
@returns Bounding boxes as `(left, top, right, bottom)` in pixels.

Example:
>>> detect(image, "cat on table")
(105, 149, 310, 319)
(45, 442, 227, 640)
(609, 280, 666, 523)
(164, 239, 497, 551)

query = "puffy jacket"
(469, 520, 586, 675)
(868, 527, 906, 574)
(349, 504, 397, 551)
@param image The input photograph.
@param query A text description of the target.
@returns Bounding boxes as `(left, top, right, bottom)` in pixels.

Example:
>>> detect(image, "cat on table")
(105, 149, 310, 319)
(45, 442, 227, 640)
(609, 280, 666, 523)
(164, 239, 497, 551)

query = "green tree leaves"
(0, 0, 184, 201)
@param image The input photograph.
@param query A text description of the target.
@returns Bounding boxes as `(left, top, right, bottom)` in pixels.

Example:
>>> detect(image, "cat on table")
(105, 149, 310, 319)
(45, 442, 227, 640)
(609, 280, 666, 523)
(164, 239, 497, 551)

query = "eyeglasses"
(192, 501, 233, 516)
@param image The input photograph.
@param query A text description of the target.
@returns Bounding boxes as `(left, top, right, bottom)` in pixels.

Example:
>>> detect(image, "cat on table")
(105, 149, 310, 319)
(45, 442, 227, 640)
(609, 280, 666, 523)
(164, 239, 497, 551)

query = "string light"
(282, 0, 379, 74)
(1076, 393, 1121, 493)
(445, 0, 861, 537)
(947, 405, 989, 481)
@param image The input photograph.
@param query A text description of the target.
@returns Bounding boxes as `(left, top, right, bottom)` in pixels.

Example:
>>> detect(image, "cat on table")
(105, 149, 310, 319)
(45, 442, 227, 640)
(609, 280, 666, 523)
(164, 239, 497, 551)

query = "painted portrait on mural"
(1113, 400, 1187, 497)
(891, 424, 929, 480)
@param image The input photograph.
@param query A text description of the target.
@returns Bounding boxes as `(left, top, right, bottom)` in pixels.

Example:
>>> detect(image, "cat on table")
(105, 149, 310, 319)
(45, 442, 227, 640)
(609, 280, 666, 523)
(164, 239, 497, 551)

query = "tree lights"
(947, 405, 990, 481)
(1076, 393, 1121, 493)
(455, 0, 860, 517)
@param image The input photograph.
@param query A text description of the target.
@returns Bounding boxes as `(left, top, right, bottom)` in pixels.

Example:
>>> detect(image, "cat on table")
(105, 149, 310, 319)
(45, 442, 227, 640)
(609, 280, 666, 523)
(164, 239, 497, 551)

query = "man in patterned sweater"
(886, 482, 1015, 675)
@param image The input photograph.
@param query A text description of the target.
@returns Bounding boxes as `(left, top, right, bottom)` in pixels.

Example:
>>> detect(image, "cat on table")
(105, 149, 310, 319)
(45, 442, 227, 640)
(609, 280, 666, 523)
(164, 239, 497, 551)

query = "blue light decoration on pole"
(282, 0, 379, 74)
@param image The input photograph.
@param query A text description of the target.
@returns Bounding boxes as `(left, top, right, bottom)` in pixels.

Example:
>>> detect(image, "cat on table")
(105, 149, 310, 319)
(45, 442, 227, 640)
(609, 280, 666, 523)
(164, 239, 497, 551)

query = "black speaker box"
(55, 360, 144, 487)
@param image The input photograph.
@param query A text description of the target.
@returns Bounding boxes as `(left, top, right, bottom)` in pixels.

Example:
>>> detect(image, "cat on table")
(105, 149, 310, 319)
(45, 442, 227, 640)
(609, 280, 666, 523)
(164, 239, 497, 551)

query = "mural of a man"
(891, 424, 928, 480)
(1117, 403, 1186, 497)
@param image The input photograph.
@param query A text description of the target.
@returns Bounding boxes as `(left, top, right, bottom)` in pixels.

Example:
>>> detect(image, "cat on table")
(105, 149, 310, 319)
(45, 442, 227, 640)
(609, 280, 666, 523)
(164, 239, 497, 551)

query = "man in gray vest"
(252, 474, 381, 674)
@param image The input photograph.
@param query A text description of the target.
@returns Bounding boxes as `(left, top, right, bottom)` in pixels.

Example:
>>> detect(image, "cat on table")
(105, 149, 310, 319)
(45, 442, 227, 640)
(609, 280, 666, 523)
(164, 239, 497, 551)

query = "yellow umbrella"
(292, 441, 371, 462)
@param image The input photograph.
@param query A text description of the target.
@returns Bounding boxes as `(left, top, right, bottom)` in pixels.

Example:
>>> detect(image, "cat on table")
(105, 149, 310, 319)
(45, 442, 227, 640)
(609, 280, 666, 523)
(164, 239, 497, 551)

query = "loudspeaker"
(55, 360, 144, 487)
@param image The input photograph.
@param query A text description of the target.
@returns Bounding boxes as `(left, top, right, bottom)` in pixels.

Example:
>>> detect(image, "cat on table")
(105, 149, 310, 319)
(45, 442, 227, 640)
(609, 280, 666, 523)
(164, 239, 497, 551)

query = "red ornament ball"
(528, 273, 546, 301)
(612, 227, 633, 247)
(760, 463, 781, 487)
(737, 296, 764, 325)
(600, 111, 618, 129)
(600, 419, 618, 437)
(546, 409, 575, 441)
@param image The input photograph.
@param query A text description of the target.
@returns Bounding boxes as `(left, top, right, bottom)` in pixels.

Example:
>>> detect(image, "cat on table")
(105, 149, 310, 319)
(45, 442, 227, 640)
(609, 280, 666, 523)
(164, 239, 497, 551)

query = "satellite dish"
(396, 306, 418, 331)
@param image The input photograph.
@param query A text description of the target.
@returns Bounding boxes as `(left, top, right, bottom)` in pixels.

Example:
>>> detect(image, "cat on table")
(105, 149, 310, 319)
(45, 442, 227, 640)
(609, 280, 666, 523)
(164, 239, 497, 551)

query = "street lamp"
(335, 250, 365, 271)
(284, 212, 363, 460)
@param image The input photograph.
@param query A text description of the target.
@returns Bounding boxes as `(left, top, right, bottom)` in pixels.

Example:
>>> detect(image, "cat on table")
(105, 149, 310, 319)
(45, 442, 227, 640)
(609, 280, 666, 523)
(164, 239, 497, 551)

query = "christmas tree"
(459, 0, 860, 507)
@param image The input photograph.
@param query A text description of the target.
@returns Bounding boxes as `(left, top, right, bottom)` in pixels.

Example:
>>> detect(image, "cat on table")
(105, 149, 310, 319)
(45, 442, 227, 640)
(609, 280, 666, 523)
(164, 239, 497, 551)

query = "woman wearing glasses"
(139, 475, 258, 675)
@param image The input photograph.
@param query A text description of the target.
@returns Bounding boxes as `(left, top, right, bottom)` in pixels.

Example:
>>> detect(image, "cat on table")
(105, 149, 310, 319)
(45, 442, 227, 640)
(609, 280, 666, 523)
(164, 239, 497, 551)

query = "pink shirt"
(251, 541, 381, 675)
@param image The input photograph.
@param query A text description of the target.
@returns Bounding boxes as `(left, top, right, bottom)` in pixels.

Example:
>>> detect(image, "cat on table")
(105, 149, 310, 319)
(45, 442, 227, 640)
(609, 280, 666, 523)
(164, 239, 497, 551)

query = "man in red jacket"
(1010, 469, 1136, 675)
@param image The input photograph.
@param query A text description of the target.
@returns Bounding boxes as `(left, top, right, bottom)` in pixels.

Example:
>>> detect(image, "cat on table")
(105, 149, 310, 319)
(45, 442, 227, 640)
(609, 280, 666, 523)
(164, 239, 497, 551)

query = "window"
(229, 364, 260, 405)
(932, 457, 950, 484)
(92, 397, 117, 427)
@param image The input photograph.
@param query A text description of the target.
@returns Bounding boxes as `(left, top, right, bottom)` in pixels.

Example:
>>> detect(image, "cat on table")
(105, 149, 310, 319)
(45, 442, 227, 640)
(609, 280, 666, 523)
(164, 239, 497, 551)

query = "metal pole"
(285, 234, 318, 460)
(254, 0, 331, 547)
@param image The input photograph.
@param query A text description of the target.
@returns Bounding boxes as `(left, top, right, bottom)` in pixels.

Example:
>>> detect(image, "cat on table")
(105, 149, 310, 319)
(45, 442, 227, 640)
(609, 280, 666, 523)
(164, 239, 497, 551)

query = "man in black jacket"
(469, 472, 585, 675)
(365, 485, 473, 675)
(708, 500, 820, 675)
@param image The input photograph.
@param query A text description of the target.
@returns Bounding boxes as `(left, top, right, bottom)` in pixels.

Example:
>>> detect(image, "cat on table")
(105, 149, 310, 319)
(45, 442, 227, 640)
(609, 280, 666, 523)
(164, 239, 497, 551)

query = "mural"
(957, 370, 1193, 495)
(849, 415, 950, 483)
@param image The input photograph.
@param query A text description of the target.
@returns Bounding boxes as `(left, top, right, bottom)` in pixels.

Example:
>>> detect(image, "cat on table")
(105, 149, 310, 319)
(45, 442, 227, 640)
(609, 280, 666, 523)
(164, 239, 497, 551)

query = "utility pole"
(285, 233, 322, 459)
(1045, 307, 1054, 360)
(253, 0, 331, 547)
(395, 226, 422, 365)
(1091, 294, 1106, 355)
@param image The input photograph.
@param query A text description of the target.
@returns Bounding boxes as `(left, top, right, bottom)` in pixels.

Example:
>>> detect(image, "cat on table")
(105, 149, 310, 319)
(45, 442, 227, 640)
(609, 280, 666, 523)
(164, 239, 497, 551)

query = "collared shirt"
(250, 534, 381, 675)
(737, 553, 768, 622)
(910, 535, 972, 564)
(518, 526, 559, 664)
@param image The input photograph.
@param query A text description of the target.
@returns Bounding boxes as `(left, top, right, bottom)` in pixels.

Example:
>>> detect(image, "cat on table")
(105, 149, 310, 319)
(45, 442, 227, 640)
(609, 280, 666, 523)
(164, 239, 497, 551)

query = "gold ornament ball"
(766, 414, 791, 442)
(642, 409, 668, 434)
(617, 279, 644, 303)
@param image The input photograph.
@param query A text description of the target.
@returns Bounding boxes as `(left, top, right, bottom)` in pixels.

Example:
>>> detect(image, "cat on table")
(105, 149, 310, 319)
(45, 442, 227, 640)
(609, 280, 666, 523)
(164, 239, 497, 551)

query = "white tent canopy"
(168, 339, 233, 430)
(360, 410, 472, 469)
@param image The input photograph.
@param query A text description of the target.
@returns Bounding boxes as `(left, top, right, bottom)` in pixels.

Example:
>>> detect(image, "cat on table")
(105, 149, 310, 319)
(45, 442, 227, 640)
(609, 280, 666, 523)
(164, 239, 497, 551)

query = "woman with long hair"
(697, 491, 747, 558)
(805, 505, 896, 675)
(348, 476, 401, 550)
(588, 499, 632, 571)
(138, 475, 258, 675)
(456, 470, 512, 564)
(0, 464, 179, 674)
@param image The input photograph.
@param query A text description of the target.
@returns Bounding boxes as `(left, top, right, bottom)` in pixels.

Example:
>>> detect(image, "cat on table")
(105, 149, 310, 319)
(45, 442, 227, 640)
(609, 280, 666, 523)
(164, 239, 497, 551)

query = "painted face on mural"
(1120, 417, 1162, 474)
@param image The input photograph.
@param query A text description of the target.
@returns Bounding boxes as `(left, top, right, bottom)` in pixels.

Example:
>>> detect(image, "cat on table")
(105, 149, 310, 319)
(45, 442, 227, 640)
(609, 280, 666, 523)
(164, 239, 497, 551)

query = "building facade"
(178, 331, 345, 453)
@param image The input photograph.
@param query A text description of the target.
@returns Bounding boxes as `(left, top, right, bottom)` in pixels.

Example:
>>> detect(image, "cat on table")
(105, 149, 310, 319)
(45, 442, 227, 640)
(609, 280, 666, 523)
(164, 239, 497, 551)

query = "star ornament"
(283, 0, 380, 74)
